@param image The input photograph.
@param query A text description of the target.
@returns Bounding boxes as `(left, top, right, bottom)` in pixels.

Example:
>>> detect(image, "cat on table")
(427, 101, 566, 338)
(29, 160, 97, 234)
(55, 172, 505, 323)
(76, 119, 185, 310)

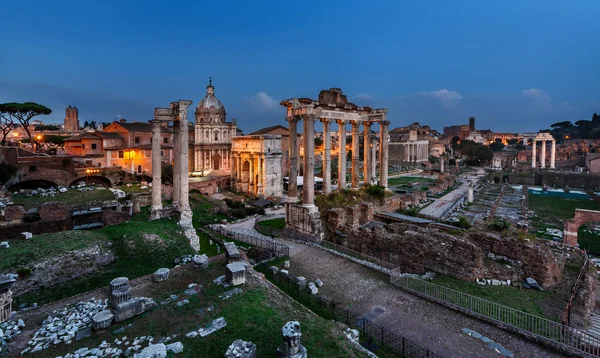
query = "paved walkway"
(223, 218, 561, 357)
(419, 167, 486, 218)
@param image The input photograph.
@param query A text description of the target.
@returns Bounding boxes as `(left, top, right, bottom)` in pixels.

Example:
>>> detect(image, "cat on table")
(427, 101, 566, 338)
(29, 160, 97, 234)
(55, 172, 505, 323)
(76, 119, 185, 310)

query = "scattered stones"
(224, 339, 257, 358)
(314, 279, 323, 287)
(185, 331, 198, 338)
(192, 254, 209, 269)
(21, 232, 32, 240)
(176, 299, 190, 307)
(277, 321, 307, 358)
(280, 269, 289, 275)
(295, 276, 306, 287)
(307, 282, 318, 295)
(284, 260, 290, 269)
(75, 326, 92, 341)
(213, 275, 230, 288)
(153, 268, 170, 282)
(491, 279, 501, 286)
(165, 341, 183, 354)
(0, 319, 25, 355)
(219, 288, 243, 301)
(92, 310, 114, 330)
(0, 241, 8, 249)
(27, 298, 108, 352)
(270, 266, 279, 274)
(226, 262, 247, 286)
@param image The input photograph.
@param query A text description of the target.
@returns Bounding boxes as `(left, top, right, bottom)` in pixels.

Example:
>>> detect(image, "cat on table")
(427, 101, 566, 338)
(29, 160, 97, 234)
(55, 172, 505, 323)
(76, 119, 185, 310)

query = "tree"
(507, 138, 518, 145)
(495, 138, 503, 143)
(0, 114, 13, 142)
(0, 102, 51, 144)
(489, 142, 505, 152)
(83, 120, 89, 128)
(550, 121, 573, 130)
(314, 137, 323, 146)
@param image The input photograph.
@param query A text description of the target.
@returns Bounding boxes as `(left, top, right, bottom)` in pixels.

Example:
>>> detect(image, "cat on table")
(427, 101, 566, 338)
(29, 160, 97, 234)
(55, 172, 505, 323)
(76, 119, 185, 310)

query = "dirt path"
(275, 239, 562, 358)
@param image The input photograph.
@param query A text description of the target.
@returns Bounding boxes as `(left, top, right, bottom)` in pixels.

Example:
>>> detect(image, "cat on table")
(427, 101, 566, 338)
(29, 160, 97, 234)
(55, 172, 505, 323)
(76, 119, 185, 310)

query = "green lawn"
(258, 218, 286, 229)
(430, 273, 551, 318)
(11, 188, 115, 209)
(387, 176, 435, 187)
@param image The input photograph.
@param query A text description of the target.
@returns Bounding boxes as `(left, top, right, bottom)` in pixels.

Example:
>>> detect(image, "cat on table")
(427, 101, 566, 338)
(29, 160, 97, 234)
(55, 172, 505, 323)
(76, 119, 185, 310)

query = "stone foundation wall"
(4, 205, 26, 222)
(0, 219, 72, 240)
(102, 211, 130, 226)
(285, 203, 324, 241)
(38, 202, 70, 221)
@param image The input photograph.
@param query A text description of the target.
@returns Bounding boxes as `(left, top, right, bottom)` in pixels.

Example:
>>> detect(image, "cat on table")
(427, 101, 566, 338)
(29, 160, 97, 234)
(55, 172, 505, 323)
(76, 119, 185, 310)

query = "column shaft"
(287, 117, 299, 198)
(541, 141, 546, 168)
(531, 141, 537, 168)
(250, 155, 255, 194)
(351, 121, 360, 188)
(303, 116, 316, 206)
(321, 119, 331, 194)
(150, 120, 162, 212)
(379, 121, 389, 188)
(550, 140, 556, 169)
(337, 120, 347, 190)
(179, 106, 191, 210)
(172, 120, 181, 207)
(371, 137, 377, 183)
(363, 122, 372, 185)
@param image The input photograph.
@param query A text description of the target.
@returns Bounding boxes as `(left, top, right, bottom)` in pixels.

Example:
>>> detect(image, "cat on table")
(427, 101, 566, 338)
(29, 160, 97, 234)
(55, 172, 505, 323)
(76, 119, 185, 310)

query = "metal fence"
(390, 269, 600, 356)
(260, 267, 441, 358)
(210, 225, 290, 258)
(320, 240, 397, 271)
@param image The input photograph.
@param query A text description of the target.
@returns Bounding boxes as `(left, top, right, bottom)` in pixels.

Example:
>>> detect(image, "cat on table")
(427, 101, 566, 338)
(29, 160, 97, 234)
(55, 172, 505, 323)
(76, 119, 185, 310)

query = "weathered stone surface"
(295, 276, 306, 287)
(284, 261, 290, 269)
(38, 202, 70, 221)
(21, 232, 32, 239)
(226, 262, 246, 286)
(192, 254, 209, 269)
(4, 205, 25, 222)
(277, 321, 307, 358)
(110, 285, 133, 308)
(225, 339, 257, 358)
(134, 343, 166, 358)
(153, 268, 170, 282)
(114, 297, 156, 323)
(92, 310, 114, 330)
(307, 282, 318, 295)
(525, 277, 541, 290)
(75, 326, 91, 341)
(110, 277, 129, 293)
(224, 242, 240, 263)
(165, 341, 183, 354)
(314, 279, 323, 287)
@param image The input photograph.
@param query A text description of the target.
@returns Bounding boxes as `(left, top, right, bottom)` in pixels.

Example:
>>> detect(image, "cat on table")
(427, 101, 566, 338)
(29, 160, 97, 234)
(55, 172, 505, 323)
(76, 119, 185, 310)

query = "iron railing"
(260, 267, 441, 358)
(210, 225, 290, 258)
(390, 268, 600, 356)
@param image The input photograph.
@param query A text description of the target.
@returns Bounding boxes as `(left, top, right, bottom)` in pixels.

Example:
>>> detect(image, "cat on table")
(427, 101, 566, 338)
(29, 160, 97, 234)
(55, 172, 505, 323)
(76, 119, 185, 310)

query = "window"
(164, 137, 168, 144)
(97, 163, 101, 167)
(91, 143, 97, 150)
(135, 137, 140, 144)
(205, 131, 209, 139)
(82, 143, 86, 149)
(214, 131, 219, 141)
(118, 151, 124, 158)
(137, 165, 142, 174)
(160, 150, 164, 156)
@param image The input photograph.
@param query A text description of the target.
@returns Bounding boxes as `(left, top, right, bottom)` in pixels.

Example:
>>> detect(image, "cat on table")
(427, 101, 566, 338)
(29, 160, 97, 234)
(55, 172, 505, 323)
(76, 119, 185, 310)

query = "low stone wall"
(102, 211, 130, 226)
(285, 203, 324, 241)
(510, 170, 600, 188)
(0, 219, 73, 240)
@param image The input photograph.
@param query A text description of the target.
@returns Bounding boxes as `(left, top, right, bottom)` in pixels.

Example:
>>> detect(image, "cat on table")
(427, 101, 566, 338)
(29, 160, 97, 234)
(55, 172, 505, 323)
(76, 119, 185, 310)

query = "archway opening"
(70, 175, 112, 188)
(9, 179, 58, 191)
(242, 161, 250, 183)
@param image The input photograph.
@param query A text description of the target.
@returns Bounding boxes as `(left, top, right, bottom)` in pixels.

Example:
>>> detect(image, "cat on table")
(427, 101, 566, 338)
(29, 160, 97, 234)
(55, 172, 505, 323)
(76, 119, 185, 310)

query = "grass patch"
(11, 188, 115, 209)
(528, 194, 600, 227)
(258, 218, 286, 229)
(387, 176, 435, 187)
(430, 273, 551, 318)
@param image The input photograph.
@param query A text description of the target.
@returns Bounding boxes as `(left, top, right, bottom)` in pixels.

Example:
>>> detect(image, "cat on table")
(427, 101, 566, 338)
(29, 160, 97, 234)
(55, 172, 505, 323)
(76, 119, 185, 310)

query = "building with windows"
(191, 79, 237, 174)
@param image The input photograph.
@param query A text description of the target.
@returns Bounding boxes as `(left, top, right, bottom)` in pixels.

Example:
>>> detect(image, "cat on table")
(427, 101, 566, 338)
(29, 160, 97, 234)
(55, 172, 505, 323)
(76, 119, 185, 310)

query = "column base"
(150, 207, 163, 221)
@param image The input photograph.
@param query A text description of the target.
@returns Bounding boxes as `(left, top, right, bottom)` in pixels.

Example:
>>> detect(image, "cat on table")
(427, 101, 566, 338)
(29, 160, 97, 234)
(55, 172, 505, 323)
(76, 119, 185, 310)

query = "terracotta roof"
(105, 144, 174, 150)
(95, 132, 123, 139)
(108, 121, 174, 133)
(63, 133, 100, 141)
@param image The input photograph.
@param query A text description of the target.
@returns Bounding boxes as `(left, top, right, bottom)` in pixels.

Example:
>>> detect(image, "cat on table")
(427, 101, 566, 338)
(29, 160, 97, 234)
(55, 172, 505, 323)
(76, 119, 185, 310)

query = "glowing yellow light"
(36, 135, 42, 140)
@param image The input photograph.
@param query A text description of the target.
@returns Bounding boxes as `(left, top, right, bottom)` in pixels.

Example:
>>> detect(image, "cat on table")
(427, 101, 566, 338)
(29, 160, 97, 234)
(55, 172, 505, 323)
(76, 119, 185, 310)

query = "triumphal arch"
(280, 88, 389, 240)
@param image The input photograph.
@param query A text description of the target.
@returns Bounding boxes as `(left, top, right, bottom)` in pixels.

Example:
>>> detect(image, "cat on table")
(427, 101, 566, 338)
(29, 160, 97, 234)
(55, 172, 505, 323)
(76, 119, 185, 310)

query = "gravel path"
(420, 168, 486, 218)
(253, 236, 563, 358)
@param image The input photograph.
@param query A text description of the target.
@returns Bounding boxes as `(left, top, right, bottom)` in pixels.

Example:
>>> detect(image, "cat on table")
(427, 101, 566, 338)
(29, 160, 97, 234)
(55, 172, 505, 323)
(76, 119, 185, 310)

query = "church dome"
(197, 78, 224, 110)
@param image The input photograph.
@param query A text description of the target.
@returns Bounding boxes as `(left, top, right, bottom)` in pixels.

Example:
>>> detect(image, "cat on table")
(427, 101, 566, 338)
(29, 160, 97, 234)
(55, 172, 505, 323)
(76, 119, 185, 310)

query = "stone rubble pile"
(0, 241, 8, 249)
(23, 298, 107, 354)
(54, 334, 183, 358)
(224, 339, 256, 358)
(219, 288, 243, 301)
(397, 271, 436, 280)
(0, 319, 25, 355)
(342, 328, 377, 358)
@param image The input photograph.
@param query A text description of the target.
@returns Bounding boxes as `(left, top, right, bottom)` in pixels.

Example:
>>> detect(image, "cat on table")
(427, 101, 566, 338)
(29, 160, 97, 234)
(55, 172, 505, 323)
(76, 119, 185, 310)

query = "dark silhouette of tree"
(0, 113, 14, 142)
(489, 142, 505, 152)
(0, 102, 51, 143)
(550, 121, 573, 130)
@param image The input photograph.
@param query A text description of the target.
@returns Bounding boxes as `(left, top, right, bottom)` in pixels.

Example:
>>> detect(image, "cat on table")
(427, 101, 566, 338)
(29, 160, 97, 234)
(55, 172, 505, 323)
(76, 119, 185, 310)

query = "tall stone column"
(337, 120, 347, 190)
(287, 117, 299, 198)
(303, 116, 316, 206)
(321, 118, 331, 194)
(531, 140, 537, 168)
(250, 155, 255, 195)
(379, 121, 389, 188)
(150, 120, 162, 219)
(371, 136, 377, 184)
(540, 141, 546, 168)
(363, 122, 372, 185)
(178, 101, 192, 212)
(172, 120, 181, 208)
(550, 140, 556, 169)
(351, 121, 360, 188)
(440, 154, 445, 173)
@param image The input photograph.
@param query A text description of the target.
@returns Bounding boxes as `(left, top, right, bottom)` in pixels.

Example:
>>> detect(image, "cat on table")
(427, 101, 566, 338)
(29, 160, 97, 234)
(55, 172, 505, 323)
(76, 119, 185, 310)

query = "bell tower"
(64, 106, 79, 132)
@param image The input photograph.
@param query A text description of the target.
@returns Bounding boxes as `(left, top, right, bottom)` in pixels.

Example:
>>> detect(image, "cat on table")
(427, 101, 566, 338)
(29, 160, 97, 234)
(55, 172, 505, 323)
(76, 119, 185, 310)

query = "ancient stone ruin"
(276, 321, 307, 358)
(225, 339, 257, 358)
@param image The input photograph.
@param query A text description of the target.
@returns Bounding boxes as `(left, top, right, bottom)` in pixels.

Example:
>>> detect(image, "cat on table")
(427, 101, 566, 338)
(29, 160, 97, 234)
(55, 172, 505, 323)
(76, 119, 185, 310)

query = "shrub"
(16, 267, 32, 279)
(455, 216, 472, 229)
(488, 218, 511, 231)
(231, 208, 247, 219)
(365, 184, 385, 199)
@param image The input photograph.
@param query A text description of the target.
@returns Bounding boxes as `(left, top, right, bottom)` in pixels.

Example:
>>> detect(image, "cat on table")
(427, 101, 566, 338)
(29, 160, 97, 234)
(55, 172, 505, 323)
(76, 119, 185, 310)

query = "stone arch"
(242, 161, 250, 183)
(563, 209, 600, 246)
(69, 175, 113, 188)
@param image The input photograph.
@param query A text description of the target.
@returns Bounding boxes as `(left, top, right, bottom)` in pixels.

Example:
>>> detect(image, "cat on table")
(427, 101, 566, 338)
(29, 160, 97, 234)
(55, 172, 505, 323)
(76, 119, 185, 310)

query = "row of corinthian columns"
(531, 139, 556, 169)
(286, 115, 389, 206)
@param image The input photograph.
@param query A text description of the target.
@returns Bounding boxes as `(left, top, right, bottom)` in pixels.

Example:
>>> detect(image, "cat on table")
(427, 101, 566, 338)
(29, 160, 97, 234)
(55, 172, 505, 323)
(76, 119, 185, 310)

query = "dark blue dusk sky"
(1, 0, 599, 134)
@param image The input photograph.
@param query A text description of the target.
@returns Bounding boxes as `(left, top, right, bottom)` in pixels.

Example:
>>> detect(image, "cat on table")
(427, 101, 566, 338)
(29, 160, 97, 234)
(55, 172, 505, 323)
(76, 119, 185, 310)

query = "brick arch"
(69, 175, 114, 187)
(563, 209, 600, 246)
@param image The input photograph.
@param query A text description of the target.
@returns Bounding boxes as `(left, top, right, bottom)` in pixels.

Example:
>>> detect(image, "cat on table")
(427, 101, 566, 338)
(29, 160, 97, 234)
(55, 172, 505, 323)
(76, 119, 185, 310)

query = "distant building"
(585, 153, 600, 174)
(249, 125, 301, 177)
(231, 135, 283, 197)
(64, 106, 79, 132)
(444, 117, 475, 140)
